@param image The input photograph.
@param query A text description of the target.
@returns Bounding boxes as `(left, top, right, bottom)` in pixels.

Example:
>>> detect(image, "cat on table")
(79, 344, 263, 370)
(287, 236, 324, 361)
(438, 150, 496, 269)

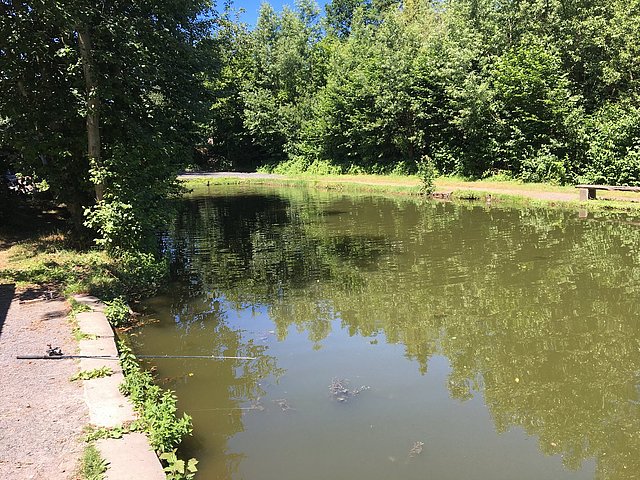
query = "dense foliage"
(1, 0, 213, 249)
(201, 0, 640, 185)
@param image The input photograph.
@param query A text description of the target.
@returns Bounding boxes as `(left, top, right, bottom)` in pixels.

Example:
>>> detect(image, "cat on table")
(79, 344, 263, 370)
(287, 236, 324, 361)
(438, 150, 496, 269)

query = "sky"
(229, 0, 329, 27)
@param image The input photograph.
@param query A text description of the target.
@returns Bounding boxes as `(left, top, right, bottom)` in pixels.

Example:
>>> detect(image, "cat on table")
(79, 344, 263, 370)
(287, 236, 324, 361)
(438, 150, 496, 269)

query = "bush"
(84, 200, 143, 253)
(580, 100, 640, 185)
(417, 155, 437, 195)
(104, 297, 131, 327)
(520, 147, 568, 184)
(111, 251, 168, 300)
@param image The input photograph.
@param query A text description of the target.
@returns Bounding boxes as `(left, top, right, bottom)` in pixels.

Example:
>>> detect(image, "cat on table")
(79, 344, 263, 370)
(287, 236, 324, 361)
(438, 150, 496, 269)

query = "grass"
(80, 443, 108, 480)
(67, 298, 96, 341)
(0, 231, 168, 303)
(0, 233, 117, 295)
(181, 173, 640, 213)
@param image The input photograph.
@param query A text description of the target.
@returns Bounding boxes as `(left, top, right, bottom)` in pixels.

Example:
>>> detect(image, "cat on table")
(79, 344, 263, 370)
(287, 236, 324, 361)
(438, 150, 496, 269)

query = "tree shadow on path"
(0, 283, 15, 339)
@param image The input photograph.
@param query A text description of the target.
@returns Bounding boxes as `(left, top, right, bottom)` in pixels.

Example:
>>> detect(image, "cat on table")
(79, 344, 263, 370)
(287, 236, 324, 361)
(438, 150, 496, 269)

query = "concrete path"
(97, 433, 164, 480)
(178, 171, 284, 180)
(73, 295, 164, 480)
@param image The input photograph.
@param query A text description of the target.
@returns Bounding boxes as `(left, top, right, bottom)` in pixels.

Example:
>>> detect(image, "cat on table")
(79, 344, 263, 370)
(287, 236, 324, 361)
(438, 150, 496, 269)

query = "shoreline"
(178, 172, 640, 214)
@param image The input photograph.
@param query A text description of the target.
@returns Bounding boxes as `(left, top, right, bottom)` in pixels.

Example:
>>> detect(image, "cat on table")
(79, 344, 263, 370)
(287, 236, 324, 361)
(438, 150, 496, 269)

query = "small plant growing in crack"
(71, 367, 114, 381)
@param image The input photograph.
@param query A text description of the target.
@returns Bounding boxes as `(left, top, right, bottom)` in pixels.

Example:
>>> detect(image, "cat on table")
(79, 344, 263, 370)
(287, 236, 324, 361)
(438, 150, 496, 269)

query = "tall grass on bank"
(0, 233, 167, 301)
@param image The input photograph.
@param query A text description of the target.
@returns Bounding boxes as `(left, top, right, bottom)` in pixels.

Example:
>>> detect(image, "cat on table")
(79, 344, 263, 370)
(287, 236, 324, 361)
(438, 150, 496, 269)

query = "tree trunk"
(77, 25, 104, 202)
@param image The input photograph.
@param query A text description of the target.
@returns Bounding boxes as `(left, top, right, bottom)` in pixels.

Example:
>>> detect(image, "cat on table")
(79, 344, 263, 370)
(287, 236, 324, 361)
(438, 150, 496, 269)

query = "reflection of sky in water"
(132, 186, 640, 480)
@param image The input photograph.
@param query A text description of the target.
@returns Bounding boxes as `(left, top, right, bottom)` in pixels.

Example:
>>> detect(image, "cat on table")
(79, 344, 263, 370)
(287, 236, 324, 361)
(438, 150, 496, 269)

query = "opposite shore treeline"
(3, 0, 640, 250)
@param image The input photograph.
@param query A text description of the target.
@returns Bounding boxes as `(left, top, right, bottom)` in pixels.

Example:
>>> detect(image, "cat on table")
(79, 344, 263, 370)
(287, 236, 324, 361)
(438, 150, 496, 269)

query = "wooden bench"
(575, 184, 640, 201)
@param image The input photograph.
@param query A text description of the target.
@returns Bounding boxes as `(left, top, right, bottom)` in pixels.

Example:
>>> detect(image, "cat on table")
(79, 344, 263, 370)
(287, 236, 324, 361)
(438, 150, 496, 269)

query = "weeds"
(80, 444, 108, 480)
(417, 156, 437, 196)
(117, 342, 197, 478)
(67, 299, 97, 341)
(85, 423, 137, 442)
(104, 297, 131, 327)
(160, 450, 198, 480)
(71, 367, 114, 382)
(70, 298, 92, 315)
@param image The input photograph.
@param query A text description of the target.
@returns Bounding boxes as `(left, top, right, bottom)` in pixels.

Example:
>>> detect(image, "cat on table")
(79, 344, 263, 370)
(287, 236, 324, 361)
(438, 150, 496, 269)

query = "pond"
(128, 185, 640, 480)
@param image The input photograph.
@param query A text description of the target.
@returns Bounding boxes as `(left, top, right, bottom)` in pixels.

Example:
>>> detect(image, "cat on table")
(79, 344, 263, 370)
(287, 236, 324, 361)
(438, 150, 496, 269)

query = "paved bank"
(73, 294, 164, 480)
(0, 288, 165, 480)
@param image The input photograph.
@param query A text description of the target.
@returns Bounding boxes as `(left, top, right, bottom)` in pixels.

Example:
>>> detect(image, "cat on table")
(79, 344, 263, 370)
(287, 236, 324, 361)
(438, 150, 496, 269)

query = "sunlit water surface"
(129, 185, 640, 480)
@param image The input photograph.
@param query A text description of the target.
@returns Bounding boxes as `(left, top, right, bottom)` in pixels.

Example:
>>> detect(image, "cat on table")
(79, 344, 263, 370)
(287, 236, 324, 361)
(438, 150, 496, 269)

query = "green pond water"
(129, 185, 640, 480)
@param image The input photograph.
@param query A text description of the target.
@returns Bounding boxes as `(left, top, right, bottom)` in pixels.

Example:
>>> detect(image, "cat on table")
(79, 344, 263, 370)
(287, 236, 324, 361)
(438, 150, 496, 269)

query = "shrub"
(104, 297, 131, 327)
(111, 251, 168, 300)
(417, 155, 437, 195)
(520, 147, 568, 184)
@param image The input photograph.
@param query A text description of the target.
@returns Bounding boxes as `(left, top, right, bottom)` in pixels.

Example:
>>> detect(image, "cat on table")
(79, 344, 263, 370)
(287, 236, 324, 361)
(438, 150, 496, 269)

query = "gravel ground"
(0, 285, 88, 480)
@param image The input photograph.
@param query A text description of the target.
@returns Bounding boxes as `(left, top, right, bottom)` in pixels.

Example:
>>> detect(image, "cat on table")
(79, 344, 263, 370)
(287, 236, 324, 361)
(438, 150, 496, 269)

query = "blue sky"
(229, 0, 329, 27)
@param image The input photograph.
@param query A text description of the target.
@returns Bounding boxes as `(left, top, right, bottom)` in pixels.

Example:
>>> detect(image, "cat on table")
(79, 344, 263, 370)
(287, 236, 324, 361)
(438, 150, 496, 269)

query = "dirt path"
(180, 172, 640, 203)
(0, 285, 88, 480)
(178, 172, 577, 200)
(178, 172, 285, 181)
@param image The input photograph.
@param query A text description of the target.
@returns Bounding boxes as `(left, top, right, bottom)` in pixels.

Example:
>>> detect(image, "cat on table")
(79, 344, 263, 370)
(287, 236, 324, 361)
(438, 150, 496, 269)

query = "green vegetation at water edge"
(182, 175, 640, 214)
(117, 342, 197, 478)
(0, 234, 168, 301)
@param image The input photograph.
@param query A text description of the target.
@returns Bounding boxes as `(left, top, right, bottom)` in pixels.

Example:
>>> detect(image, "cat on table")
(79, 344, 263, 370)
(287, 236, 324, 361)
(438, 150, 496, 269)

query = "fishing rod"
(17, 344, 256, 361)
(17, 354, 257, 360)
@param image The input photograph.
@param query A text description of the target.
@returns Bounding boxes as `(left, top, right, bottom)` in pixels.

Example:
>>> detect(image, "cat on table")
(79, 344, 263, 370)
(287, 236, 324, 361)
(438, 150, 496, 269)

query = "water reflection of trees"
(167, 187, 640, 480)
(132, 289, 284, 479)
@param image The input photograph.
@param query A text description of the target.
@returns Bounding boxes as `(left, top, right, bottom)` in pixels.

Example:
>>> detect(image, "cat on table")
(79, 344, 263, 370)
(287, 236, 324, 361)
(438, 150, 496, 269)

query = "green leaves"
(160, 450, 198, 480)
(1, 0, 212, 247)
(117, 342, 195, 470)
(71, 367, 114, 381)
(104, 297, 131, 327)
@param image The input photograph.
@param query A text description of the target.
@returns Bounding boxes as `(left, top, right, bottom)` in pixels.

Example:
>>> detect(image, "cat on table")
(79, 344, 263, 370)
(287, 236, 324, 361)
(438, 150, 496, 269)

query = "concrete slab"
(74, 293, 164, 478)
(73, 294, 106, 312)
(97, 433, 165, 480)
(77, 311, 114, 338)
(79, 336, 119, 357)
(84, 372, 136, 427)
(78, 325, 120, 372)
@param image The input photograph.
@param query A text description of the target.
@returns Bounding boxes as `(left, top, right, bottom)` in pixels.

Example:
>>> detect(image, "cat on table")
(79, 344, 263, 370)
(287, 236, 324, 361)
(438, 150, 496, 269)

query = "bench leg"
(579, 188, 596, 201)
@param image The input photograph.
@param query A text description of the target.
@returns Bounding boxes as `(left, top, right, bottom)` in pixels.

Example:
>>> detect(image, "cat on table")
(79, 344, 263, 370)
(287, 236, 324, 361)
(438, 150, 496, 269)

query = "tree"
(200, 6, 259, 171)
(324, 0, 369, 38)
(0, 0, 214, 250)
(240, 0, 326, 166)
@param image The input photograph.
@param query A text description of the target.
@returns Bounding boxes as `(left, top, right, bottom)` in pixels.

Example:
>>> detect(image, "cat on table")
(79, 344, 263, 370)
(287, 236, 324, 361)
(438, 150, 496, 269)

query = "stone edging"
(73, 294, 165, 480)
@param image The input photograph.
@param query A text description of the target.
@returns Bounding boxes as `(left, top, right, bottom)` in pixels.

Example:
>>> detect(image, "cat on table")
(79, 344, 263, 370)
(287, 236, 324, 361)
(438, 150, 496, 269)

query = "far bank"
(178, 172, 640, 214)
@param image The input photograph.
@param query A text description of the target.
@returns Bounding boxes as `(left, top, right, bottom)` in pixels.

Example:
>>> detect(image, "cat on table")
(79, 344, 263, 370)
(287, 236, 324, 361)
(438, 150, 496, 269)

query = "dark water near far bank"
(129, 186, 640, 480)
